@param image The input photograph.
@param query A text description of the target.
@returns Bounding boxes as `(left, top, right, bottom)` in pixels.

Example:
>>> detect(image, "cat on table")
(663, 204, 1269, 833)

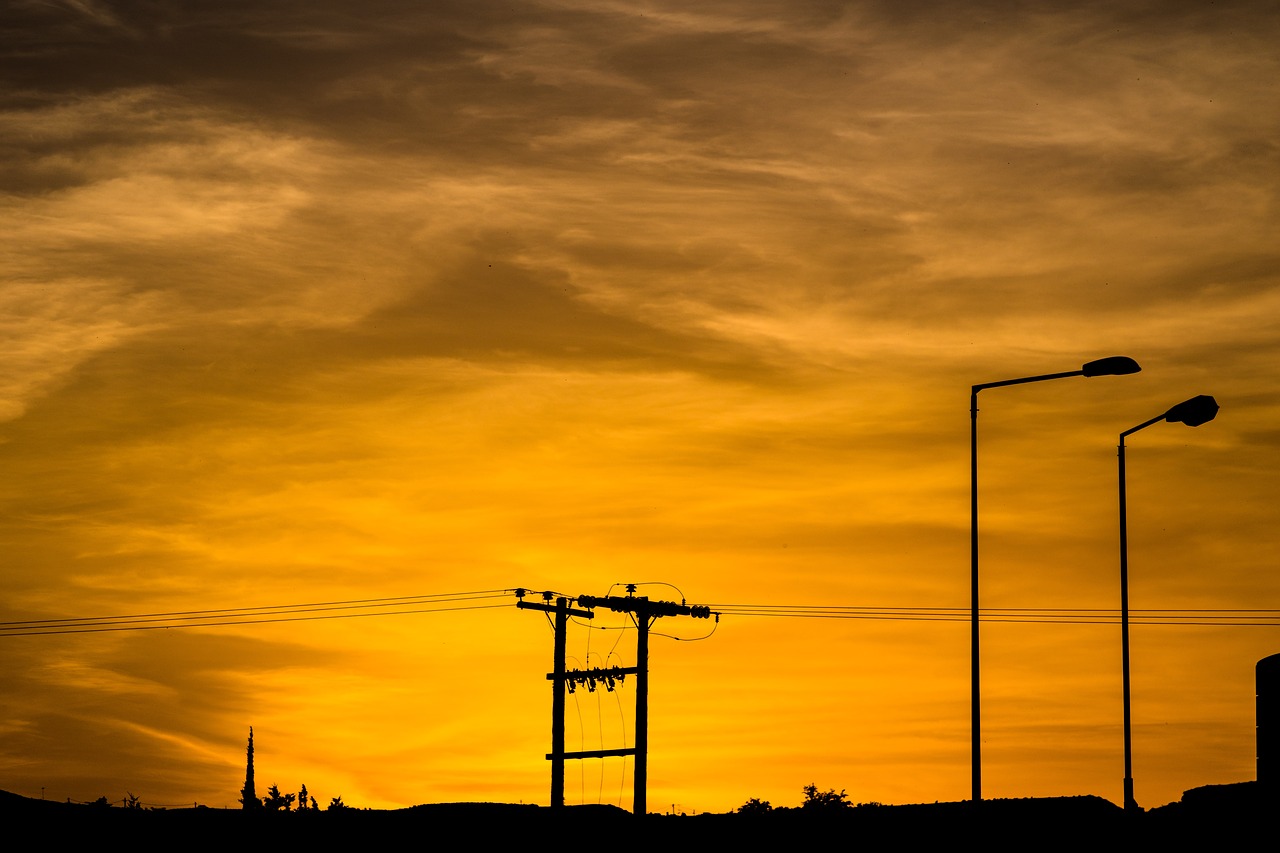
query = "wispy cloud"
(1, 0, 1277, 811)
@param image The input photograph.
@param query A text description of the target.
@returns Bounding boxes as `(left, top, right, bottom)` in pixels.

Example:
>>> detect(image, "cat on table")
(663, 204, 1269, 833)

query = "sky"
(2, 0, 1278, 813)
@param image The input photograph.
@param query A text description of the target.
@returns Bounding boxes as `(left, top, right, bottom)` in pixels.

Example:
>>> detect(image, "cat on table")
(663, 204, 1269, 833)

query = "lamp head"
(1164, 395, 1219, 427)
(1082, 356, 1142, 377)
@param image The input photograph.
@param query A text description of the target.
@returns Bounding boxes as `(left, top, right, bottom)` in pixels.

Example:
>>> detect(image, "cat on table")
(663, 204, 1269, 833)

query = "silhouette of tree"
(801, 784, 850, 811)
(125, 792, 142, 810)
(91, 795, 111, 808)
(240, 727, 261, 810)
(299, 784, 309, 811)
(263, 784, 295, 811)
(327, 796, 348, 811)
(737, 797, 773, 814)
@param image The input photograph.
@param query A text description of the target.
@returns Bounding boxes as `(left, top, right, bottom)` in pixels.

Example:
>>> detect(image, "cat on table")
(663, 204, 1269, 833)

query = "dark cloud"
(0, 627, 337, 801)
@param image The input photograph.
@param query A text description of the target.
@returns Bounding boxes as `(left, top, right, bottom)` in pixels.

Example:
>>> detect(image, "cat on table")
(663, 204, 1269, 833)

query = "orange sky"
(2, 0, 1279, 813)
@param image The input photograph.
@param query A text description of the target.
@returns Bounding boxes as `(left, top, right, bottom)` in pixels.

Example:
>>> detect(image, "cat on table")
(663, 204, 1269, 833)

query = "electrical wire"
(628, 581, 687, 601)
(0, 590, 519, 637)
(3, 589, 513, 627)
(0, 602, 516, 636)
(7, 588, 1280, 640)
(706, 603, 1280, 627)
(651, 619, 719, 642)
(592, 651, 605, 806)
(607, 649, 630, 810)
(570, 680, 585, 807)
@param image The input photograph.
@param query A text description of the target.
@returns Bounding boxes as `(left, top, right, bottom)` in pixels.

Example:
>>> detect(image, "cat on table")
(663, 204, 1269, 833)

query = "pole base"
(1123, 777, 1141, 812)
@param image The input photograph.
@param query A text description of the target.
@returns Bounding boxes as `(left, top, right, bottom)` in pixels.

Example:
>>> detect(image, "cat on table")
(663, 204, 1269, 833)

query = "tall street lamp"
(1117, 394, 1219, 811)
(970, 355, 1141, 803)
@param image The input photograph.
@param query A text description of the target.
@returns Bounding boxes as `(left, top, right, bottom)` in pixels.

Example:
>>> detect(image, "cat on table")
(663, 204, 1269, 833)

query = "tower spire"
(240, 727, 260, 809)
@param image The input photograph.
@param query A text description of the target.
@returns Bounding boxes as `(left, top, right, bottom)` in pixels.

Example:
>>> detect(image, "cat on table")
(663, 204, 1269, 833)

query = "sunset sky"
(3, 0, 1278, 813)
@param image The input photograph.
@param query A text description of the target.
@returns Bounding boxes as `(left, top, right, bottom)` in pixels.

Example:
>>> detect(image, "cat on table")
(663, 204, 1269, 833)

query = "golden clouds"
(1, 0, 1278, 814)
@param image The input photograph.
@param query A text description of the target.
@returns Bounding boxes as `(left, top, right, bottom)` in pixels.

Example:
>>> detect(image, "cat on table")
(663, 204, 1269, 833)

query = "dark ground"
(3, 783, 1274, 847)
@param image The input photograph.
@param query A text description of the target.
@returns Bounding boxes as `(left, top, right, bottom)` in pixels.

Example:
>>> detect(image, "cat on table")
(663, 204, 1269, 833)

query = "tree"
(737, 797, 773, 815)
(263, 784, 295, 812)
(801, 784, 850, 811)
(299, 784, 309, 812)
(327, 796, 348, 811)
(125, 792, 142, 810)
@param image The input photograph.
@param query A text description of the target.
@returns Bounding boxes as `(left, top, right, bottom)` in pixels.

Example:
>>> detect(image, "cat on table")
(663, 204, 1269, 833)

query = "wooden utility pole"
(634, 597, 650, 816)
(519, 587, 712, 816)
(515, 592, 594, 808)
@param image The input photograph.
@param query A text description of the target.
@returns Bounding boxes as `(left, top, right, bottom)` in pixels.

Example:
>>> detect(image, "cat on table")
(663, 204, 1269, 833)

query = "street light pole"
(1117, 394, 1218, 812)
(970, 355, 1140, 803)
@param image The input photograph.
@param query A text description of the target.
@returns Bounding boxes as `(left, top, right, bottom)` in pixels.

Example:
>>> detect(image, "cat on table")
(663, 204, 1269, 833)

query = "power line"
(0, 589, 520, 636)
(2, 589, 515, 626)
(707, 603, 1280, 627)
(5, 590, 1280, 638)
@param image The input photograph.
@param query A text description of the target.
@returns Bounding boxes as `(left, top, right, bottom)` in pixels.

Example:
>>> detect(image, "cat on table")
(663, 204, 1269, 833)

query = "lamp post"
(970, 355, 1140, 803)
(1117, 394, 1218, 812)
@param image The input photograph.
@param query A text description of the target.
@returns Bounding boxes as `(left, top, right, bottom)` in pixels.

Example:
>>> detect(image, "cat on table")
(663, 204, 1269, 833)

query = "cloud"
(1, 0, 1278, 811)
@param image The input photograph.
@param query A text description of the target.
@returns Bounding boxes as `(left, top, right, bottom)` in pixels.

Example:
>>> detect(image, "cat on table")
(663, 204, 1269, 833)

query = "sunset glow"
(2, 0, 1278, 813)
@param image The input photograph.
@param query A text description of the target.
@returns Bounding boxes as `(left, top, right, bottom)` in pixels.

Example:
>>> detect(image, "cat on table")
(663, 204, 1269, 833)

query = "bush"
(801, 784, 850, 811)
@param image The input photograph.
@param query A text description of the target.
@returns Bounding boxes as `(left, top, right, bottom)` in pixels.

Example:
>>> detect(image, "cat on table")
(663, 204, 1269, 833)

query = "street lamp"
(1117, 394, 1219, 811)
(970, 355, 1140, 803)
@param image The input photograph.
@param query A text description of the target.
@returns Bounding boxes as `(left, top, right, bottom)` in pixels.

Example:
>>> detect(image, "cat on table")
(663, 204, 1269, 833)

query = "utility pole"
(515, 591, 595, 808)
(518, 586, 712, 816)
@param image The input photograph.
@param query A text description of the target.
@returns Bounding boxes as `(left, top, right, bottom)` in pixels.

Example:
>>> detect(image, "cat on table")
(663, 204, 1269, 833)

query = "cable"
(8, 588, 1280, 640)
(0, 591, 520, 637)
(706, 603, 1280, 627)
(608, 649, 629, 809)
(571, 683, 585, 806)
(1, 602, 517, 636)
(628, 581, 687, 601)
(0, 589, 514, 628)
(651, 620, 719, 642)
(594, 652, 605, 806)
